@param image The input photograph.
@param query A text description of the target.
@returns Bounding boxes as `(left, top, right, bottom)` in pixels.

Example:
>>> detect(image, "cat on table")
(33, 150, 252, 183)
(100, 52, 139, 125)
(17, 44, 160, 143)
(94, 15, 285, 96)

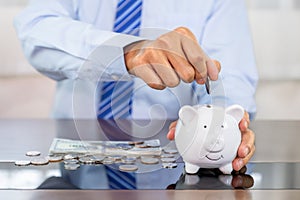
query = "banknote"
(49, 138, 162, 156)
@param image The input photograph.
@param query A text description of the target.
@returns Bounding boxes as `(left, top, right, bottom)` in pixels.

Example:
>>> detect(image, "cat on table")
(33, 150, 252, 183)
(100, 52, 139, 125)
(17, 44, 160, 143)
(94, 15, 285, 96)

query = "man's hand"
(232, 111, 255, 171)
(124, 27, 220, 90)
(166, 111, 256, 172)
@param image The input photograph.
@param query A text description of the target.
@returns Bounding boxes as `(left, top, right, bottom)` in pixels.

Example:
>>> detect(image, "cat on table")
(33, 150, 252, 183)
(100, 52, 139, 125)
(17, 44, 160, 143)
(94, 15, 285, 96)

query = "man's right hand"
(124, 27, 221, 90)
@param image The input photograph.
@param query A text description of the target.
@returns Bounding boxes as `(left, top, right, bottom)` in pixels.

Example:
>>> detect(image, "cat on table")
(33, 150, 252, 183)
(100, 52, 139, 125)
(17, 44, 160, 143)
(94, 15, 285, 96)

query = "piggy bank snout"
(205, 137, 224, 153)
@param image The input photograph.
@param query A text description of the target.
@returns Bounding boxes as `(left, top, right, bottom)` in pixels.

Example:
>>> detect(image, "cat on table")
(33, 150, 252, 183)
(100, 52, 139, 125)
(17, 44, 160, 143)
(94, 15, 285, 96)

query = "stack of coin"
(91, 155, 105, 164)
(140, 156, 159, 165)
(162, 163, 178, 169)
(64, 154, 80, 160)
(79, 156, 95, 165)
(121, 157, 136, 164)
(102, 157, 115, 165)
(161, 157, 176, 163)
(160, 154, 175, 159)
(47, 155, 63, 162)
(163, 148, 178, 154)
(119, 164, 138, 172)
(31, 157, 49, 166)
(14, 160, 31, 166)
(64, 163, 80, 170)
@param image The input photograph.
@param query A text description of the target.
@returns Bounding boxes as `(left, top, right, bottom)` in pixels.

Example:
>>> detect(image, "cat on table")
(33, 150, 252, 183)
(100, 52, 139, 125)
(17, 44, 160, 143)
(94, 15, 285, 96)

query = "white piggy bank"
(175, 104, 244, 174)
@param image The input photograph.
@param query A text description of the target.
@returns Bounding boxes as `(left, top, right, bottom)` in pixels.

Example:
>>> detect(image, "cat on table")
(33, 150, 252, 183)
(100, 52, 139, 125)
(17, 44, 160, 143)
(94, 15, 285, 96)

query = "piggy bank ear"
(225, 105, 244, 123)
(179, 105, 197, 125)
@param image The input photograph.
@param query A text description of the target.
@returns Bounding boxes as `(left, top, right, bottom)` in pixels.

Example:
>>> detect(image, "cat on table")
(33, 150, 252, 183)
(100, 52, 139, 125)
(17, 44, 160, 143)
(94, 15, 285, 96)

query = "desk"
(0, 119, 300, 199)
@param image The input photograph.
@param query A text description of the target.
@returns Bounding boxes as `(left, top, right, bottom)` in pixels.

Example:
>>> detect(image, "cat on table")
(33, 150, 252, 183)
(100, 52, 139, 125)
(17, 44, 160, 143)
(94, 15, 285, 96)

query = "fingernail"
(197, 78, 205, 84)
(244, 121, 248, 128)
(238, 159, 244, 169)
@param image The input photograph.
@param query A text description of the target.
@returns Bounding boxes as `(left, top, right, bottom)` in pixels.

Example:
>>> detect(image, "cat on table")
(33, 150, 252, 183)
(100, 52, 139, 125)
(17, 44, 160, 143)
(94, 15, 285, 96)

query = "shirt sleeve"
(196, 0, 259, 119)
(14, 0, 143, 81)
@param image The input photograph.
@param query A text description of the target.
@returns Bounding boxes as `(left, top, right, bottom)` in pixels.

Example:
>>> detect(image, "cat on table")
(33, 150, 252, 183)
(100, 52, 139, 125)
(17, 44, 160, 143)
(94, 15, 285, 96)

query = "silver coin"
(63, 154, 79, 160)
(102, 157, 115, 165)
(144, 141, 160, 148)
(64, 163, 80, 170)
(79, 156, 95, 164)
(109, 155, 123, 161)
(163, 149, 178, 154)
(91, 155, 105, 164)
(47, 155, 63, 162)
(26, 151, 41, 157)
(121, 157, 136, 164)
(119, 164, 138, 172)
(31, 157, 49, 166)
(160, 154, 175, 158)
(127, 155, 139, 159)
(161, 158, 176, 163)
(116, 144, 133, 150)
(162, 163, 178, 169)
(140, 156, 159, 165)
(135, 144, 149, 148)
(14, 160, 31, 166)
(64, 159, 79, 164)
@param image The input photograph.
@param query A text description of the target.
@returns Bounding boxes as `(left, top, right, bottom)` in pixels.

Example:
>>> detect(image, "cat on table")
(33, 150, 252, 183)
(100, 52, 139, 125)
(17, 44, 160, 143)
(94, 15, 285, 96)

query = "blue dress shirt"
(14, 0, 258, 119)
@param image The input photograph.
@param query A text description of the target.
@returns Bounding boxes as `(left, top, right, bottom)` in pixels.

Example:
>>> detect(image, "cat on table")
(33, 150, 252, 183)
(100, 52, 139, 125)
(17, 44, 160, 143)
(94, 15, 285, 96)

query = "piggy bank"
(175, 104, 244, 174)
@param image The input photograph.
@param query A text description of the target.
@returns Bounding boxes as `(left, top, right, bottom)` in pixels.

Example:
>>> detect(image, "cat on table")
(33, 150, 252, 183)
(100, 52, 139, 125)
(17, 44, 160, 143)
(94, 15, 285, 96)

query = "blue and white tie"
(98, 0, 143, 189)
(97, 0, 143, 119)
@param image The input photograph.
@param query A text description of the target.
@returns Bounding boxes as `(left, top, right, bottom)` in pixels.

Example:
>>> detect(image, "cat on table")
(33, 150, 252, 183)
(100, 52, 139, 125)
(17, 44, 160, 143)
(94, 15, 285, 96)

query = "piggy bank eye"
(221, 125, 224, 128)
(204, 125, 207, 128)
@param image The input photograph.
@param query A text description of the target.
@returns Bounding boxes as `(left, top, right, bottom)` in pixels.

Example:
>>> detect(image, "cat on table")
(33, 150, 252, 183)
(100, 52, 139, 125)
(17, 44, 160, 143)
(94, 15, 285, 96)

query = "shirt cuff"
(79, 34, 145, 82)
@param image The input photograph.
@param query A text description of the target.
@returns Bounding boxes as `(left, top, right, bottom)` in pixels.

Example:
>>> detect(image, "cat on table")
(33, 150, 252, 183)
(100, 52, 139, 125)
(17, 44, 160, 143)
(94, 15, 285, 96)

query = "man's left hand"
(232, 111, 255, 171)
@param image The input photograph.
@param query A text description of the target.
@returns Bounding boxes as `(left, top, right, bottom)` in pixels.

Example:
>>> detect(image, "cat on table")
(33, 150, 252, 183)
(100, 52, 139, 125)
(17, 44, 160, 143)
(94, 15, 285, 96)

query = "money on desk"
(49, 138, 162, 156)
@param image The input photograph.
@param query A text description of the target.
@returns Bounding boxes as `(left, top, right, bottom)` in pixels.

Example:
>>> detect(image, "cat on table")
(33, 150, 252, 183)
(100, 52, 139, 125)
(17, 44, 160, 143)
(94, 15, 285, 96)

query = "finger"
(231, 166, 248, 175)
(232, 129, 255, 171)
(181, 39, 207, 81)
(175, 28, 207, 81)
(239, 118, 248, 132)
(167, 51, 195, 83)
(169, 121, 177, 129)
(150, 60, 180, 88)
(174, 27, 198, 42)
(207, 60, 221, 81)
(128, 64, 165, 90)
(195, 59, 221, 84)
(239, 111, 250, 132)
(232, 145, 255, 171)
(167, 127, 176, 140)
(167, 121, 178, 140)
(238, 129, 255, 158)
(174, 27, 221, 83)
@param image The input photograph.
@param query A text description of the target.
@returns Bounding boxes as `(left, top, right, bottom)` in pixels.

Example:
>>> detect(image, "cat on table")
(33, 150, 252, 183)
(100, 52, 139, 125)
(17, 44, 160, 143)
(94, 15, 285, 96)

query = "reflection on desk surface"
(1, 162, 300, 190)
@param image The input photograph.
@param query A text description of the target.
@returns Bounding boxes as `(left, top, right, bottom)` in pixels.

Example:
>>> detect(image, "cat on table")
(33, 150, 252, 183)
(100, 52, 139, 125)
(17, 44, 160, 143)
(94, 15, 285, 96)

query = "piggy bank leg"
(185, 163, 200, 174)
(219, 163, 233, 174)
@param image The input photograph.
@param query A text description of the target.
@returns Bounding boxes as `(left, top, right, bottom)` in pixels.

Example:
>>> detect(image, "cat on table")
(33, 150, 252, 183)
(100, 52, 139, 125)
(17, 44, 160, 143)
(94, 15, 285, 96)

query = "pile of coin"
(15, 147, 179, 172)
(14, 150, 50, 166)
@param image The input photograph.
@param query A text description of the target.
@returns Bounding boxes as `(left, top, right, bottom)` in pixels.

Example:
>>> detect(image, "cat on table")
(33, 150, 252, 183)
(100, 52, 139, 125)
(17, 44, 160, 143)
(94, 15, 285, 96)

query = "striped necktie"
(97, 0, 143, 119)
(98, 0, 143, 189)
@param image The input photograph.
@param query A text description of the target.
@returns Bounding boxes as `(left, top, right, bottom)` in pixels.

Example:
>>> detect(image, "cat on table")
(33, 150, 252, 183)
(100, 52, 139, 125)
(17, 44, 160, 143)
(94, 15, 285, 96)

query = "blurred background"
(0, 0, 299, 119)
